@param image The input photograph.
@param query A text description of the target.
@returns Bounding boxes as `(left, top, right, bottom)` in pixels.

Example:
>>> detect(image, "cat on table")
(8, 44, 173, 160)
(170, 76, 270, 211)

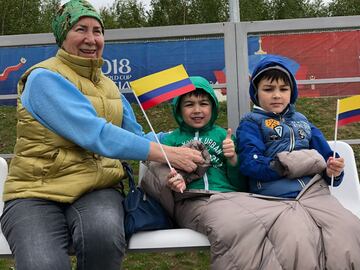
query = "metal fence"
(1, 16, 360, 158)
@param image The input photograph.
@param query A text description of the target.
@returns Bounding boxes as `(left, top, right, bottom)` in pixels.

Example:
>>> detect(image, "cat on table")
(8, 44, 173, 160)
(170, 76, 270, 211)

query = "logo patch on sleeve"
(265, 119, 280, 129)
(298, 128, 306, 139)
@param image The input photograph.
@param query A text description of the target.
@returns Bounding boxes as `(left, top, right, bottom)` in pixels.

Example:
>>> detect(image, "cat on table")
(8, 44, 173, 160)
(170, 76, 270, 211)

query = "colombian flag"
(338, 95, 360, 126)
(130, 65, 195, 110)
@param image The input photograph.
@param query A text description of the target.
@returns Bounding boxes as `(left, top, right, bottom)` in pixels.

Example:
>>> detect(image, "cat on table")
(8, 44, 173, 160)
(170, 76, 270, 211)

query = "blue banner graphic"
(0, 38, 225, 105)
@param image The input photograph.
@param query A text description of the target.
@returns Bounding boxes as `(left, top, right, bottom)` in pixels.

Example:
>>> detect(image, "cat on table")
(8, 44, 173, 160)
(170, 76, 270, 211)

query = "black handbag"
(122, 162, 173, 239)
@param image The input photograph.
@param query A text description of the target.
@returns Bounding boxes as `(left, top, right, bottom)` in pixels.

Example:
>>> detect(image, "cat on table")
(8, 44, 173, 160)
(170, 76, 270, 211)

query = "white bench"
(0, 140, 359, 256)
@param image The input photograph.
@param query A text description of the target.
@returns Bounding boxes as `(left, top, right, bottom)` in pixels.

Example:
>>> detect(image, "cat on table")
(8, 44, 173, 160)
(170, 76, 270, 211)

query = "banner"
(1, 30, 360, 106)
(251, 31, 360, 97)
(0, 38, 224, 105)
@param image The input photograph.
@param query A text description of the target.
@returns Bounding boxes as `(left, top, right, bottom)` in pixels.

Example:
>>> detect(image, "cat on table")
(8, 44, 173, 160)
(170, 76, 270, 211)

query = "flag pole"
(131, 90, 173, 170)
(331, 99, 340, 188)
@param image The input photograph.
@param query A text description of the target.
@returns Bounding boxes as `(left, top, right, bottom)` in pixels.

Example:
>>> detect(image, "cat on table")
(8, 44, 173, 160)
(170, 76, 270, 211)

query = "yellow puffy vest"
(4, 49, 126, 203)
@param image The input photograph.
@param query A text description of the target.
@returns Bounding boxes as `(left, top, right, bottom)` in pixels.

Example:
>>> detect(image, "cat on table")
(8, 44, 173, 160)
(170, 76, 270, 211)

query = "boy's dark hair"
(178, 88, 213, 105)
(253, 68, 292, 90)
(183, 88, 208, 97)
(177, 88, 214, 114)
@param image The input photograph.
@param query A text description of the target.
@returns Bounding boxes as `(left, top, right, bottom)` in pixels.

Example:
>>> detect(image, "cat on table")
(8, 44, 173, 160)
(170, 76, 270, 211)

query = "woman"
(0, 1, 202, 269)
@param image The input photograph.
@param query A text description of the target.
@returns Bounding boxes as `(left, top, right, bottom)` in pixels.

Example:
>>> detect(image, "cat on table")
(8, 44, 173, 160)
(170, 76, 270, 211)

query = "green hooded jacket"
(161, 76, 247, 192)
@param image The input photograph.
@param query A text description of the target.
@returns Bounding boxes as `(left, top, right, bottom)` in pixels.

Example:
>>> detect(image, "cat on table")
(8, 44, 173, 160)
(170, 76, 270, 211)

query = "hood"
(249, 55, 298, 106)
(172, 76, 219, 132)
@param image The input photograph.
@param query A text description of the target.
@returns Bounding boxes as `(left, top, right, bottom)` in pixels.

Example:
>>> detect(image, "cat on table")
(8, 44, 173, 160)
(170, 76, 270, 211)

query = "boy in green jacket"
(141, 76, 247, 269)
(163, 76, 246, 194)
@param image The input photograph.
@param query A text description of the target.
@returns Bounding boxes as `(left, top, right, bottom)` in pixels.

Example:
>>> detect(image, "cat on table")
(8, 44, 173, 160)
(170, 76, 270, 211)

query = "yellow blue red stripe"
(138, 78, 194, 109)
(130, 65, 195, 110)
(338, 95, 360, 126)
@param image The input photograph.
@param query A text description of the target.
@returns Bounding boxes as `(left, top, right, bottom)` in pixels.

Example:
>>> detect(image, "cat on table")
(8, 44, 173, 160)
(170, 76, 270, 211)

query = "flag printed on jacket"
(130, 65, 195, 110)
(338, 95, 360, 126)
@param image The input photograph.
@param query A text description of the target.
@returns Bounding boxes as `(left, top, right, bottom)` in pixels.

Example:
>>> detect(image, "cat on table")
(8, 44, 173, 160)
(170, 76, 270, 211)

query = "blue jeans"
(1, 188, 126, 270)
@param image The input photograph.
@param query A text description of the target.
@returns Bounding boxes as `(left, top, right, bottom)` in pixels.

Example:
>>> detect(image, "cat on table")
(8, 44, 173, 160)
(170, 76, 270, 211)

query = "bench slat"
(128, 228, 210, 252)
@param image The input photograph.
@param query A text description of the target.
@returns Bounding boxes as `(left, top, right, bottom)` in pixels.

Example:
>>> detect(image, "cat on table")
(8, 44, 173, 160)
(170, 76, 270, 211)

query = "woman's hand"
(167, 168, 186, 193)
(326, 156, 345, 178)
(167, 145, 204, 172)
(222, 128, 237, 166)
(148, 142, 204, 173)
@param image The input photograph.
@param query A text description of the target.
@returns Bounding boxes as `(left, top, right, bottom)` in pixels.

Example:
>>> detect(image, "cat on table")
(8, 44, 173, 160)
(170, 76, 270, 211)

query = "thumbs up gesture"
(222, 128, 237, 166)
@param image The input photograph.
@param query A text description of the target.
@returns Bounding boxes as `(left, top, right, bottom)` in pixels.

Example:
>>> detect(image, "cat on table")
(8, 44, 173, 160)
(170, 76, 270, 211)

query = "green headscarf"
(52, 0, 104, 47)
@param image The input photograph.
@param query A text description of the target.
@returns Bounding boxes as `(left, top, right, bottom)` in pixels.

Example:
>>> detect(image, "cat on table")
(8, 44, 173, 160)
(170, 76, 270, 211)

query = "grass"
(0, 107, 16, 154)
(0, 96, 359, 269)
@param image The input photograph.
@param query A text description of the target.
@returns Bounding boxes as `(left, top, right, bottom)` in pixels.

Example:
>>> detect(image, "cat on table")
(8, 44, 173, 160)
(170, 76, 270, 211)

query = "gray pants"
(1, 188, 126, 270)
(175, 176, 360, 270)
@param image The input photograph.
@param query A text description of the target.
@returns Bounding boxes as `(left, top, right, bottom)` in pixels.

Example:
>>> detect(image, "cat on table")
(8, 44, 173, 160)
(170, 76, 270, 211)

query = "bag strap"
(122, 162, 136, 191)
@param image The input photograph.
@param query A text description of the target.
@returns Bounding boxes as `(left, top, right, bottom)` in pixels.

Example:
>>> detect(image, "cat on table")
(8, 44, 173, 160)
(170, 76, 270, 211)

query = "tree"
(328, 0, 360, 16)
(268, 0, 309, 19)
(38, 0, 61, 33)
(100, 7, 119, 29)
(0, 0, 42, 35)
(100, 0, 147, 29)
(239, 0, 270, 21)
(266, 0, 331, 19)
(304, 0, 328, 18)
(112, 0, 147, 28)
(147, 0, 189, 26)
(187, 0, 229, 24)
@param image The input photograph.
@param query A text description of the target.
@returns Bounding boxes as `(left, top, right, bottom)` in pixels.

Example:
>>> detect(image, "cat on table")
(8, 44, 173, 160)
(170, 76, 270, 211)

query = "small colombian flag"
(130, 65, 195, 110)
(337, 95, 360, 126)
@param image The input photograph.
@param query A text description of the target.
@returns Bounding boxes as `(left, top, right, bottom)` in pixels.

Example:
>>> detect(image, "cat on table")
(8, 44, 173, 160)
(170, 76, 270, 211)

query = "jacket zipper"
(288, 127, 295, 151)
(204, 173, 209, 191)
(279, 115, 295, 151)
(279, 115, 305, 191)
(194, 131, 199, 141)
(297, 179, 306, 188)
